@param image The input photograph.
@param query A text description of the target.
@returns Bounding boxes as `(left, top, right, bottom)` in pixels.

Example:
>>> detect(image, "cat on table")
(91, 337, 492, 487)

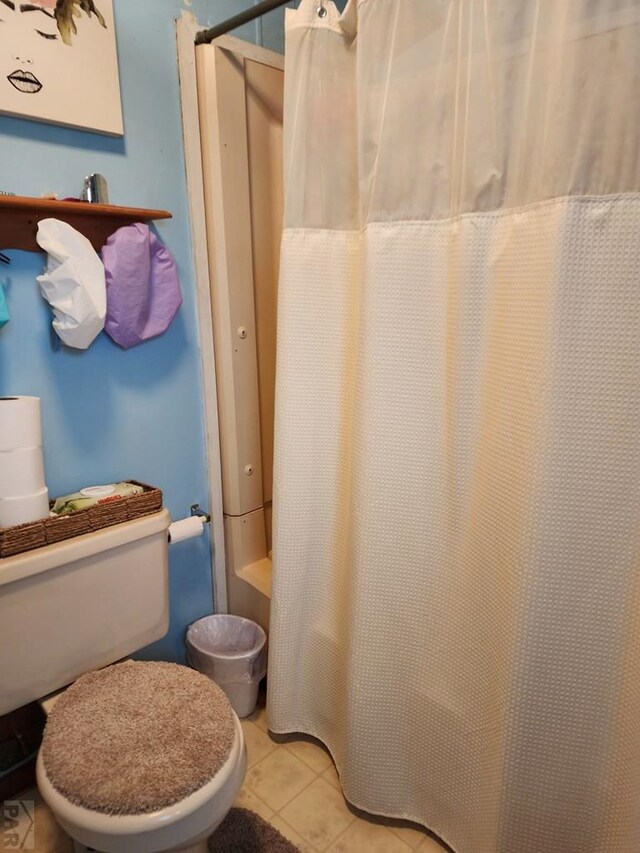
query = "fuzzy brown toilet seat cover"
(41, 660, 236, 815)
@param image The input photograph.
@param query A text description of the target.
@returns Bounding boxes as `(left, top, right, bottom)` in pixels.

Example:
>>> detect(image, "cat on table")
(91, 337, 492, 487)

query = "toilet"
(0, 509, 246, 852)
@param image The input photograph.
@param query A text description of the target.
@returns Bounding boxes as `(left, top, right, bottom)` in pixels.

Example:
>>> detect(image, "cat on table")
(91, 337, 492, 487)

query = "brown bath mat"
(209, 808, 300, 852)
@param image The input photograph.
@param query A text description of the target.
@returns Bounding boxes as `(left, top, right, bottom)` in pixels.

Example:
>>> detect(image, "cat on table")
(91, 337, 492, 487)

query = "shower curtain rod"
(195, 0, 292, 44)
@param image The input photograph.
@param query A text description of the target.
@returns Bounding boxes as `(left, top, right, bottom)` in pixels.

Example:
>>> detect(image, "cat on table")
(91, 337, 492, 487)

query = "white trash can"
(186, 615, 267, 718)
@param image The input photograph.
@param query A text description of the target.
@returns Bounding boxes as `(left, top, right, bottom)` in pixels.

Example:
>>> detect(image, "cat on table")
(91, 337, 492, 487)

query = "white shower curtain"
(267, 2, 640, 851)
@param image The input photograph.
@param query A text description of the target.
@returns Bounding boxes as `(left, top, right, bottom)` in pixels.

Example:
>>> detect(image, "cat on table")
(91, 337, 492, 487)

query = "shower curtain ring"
(316, 1, 328, 18)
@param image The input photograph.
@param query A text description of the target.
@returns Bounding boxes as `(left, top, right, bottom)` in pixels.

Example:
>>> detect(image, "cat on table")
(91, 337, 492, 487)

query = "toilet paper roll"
(0, 487, 49, 528)
(0, 446, 47, 499)
(0, 397, 43, 451)
(168, 515, 205, 544)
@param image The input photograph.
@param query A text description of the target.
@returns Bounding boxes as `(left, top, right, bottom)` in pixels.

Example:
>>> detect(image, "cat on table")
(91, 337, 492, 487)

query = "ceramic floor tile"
(322, 763, 342, 791)
(33, 801, 70, 851)
(3, 792, 75, 853)
(241, 718, 277, 767)
(284, 738, 333, 773)
(327, 818, 414, 853)
(388, 823, 430, 850)
(245, 745, 316, 812)
(279, 776, 355, 851)
(418, 834, 451, 852)
(1, 797, 37, 852)
(268, 815, 319, 853)
(233, 784, 274, 822)
(246, 704, 270, 733)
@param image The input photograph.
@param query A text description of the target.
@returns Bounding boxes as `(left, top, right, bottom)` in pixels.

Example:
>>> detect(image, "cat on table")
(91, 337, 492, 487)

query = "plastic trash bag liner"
(186, 615, 268, 685)
(0, 283, 8, 328)
(36, 218, 106, 349)
(102, 223, 182, 349)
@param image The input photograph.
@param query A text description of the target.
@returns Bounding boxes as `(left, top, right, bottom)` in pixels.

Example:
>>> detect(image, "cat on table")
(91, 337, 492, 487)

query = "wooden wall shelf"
(0, 195, 173, 253)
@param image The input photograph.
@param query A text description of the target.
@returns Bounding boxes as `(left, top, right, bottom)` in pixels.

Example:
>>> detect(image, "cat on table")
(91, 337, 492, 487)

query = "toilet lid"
(41, 660, 236, 815)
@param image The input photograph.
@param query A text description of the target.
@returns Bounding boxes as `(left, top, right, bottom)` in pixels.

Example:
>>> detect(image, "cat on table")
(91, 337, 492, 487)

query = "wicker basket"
(0, 481, 163, 559)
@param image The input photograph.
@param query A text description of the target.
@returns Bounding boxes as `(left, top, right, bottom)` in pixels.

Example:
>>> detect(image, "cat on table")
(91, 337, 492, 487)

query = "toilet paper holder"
(167, 504, 211, 545)
(190, 503, 211, 523)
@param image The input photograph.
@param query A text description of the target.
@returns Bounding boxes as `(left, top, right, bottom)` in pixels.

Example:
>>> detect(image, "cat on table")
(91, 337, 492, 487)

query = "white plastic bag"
(186, 615, 267, 717)
(186, 615, 267, 684)
(36, 218, 106, 349)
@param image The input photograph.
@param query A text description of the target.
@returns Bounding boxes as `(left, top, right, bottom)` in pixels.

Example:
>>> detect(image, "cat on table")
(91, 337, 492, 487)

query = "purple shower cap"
(101, 223, 182, 349)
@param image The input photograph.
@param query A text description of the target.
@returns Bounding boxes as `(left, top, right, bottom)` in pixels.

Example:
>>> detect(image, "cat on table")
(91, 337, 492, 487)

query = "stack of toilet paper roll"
(0, 397, 49, 528)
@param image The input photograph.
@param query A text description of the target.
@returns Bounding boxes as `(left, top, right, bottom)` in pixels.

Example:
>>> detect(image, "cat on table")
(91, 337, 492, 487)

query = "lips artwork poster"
(0, 0, 123, 135)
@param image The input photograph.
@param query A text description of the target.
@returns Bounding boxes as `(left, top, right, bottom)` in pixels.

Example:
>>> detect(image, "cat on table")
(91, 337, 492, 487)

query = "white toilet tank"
(0, 509, 171, 715)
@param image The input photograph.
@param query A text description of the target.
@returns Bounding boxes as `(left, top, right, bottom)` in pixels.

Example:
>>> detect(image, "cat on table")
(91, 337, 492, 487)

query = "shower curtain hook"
(316, 1, 328, 18)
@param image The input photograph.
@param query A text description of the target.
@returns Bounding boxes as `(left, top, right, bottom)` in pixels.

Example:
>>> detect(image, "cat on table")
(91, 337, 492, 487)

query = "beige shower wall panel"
(196, 44, 265, 519)
(196, 37, 284, 625)
(225, 510, 272, 634)
(245, 58, 284, 518)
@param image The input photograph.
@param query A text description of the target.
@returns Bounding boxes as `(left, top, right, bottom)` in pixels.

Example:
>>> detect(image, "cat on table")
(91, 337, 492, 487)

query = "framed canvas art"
(0, 0, 123, 135)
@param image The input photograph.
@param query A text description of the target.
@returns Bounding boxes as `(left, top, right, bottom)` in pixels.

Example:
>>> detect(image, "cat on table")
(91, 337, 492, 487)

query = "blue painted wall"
(0, 0, 282, 663)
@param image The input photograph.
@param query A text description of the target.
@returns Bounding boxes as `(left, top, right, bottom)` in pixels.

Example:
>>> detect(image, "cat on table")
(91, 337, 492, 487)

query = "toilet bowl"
(37, 714, 246, 853)
(36, 661, 247, 853)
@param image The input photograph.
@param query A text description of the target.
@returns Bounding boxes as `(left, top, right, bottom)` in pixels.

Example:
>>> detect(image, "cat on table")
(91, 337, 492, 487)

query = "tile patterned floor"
(1, 705, 449, 853)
